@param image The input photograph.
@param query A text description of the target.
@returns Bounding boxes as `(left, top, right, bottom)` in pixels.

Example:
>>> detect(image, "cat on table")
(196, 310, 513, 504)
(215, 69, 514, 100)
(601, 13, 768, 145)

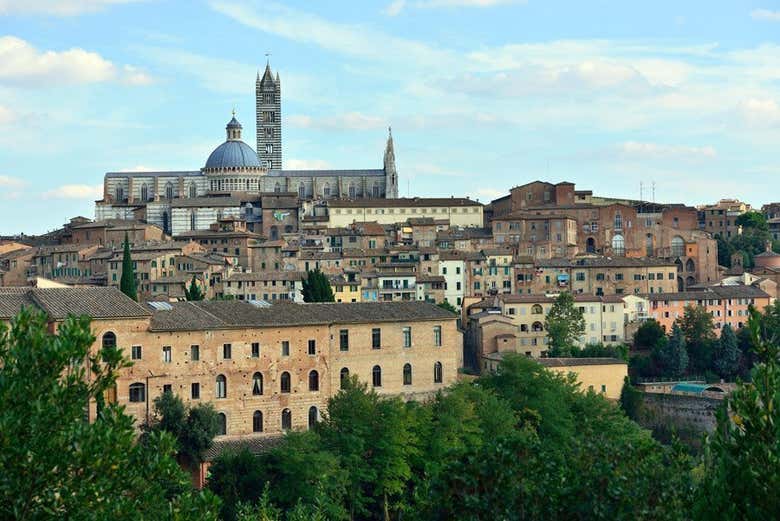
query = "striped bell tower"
(256, 61, 282, 170)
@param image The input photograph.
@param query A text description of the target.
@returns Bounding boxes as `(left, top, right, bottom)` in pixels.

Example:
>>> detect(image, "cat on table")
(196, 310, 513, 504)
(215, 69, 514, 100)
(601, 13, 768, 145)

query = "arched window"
(308, 370, 319, 392)
(614, 212, 623, 231)
(217, 413, 227, 436)
(532, 321, 544, 332)
(340, 367, 349, 389)
(403, 363, 412, 386)
(434, 362, 443, 383)
(102, 332, 116, 348)
(270, 226, 279, 240)
(308, 406, 318, 429)
(165, 182, 174, 200)
(190, 211, 196, 231)
(189, 183, 197, 198)
(280, 371, 291, 393)
(281, 408, 292, 431)
(216, 374, 227, 399)
(611, 234, 625, 256)
(162, 211, 169, 235)
(671, 236, 685, 257)
(323, 183, 330, 198)
(586, 237, 596, 254)
(686, 259, 695, 272)
(140, 183, 148, 202)
(116, 186, 124, 201)
(129, 382, 145, 402)
(372, 365, 382, 388)
(372, 184, 381, 198)
(298, 182, 305, 198)
(645, 234, 654, 257)
(531, 304, 543, 314)
(252, 410, 263, 433)
(274, 182, 281, 193)
(245, 179, 250, 191)
(252, 372, 263, 396)
(348, 183, 356, 198)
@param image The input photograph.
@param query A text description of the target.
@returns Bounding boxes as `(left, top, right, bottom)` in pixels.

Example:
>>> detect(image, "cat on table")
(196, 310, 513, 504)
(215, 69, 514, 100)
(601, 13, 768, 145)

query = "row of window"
(342, 362, 444, 388)
(216, 406, 318, 436)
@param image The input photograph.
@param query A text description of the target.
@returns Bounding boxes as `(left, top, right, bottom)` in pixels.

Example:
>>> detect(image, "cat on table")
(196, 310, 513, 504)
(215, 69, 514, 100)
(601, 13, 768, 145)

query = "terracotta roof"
(537, 357, 627, 367)
(0, 287, 151, 320)
(203, 434, 285, 461)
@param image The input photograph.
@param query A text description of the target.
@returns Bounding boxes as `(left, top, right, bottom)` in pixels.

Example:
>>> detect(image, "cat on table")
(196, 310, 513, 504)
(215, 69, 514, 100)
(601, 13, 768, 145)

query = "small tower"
(256, 62, 282, 170)
(226, 110, 242, 140)
(384, 127, 398, 198)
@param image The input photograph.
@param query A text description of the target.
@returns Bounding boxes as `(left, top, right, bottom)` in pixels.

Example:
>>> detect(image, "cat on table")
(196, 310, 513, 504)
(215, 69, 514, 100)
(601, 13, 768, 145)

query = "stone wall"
(638, 392, 724, 435)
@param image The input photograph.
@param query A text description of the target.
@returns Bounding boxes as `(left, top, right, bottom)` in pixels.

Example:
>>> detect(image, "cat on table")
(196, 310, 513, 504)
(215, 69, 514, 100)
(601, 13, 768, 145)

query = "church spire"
(384, 126, 398, 198)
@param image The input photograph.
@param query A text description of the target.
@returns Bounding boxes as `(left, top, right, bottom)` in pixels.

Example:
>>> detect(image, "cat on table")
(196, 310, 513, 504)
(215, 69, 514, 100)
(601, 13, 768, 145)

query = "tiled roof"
(149, 300, 456, 331)
(267, 169, 385, 178)
(328, 197, 482, 208)
(226, 271, 305, 282)
(0, 287, 151, 320)
(105, 171, 201, 178)
(203, 434, 285, 461)
(537, 357, 627, 367)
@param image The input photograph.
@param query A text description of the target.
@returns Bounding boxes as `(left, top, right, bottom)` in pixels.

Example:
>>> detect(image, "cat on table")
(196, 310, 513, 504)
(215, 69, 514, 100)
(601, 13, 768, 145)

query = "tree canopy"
(185, 275, 205, 301)
(302, 269, 335, 303)
(120, 231, 137, 301)
(544, 292, 585, 356)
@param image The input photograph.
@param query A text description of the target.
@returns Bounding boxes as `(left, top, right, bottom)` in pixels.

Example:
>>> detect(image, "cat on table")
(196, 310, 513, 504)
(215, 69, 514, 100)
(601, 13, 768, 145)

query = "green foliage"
(716, 217, 772, 269)
(208, 450, 269, 521)
(653, 323, 689, 378)
(0, 307, 218, 519)
(185, 275, 205, 301)
(735, 210, 768, 231)
(573, 342, 629, 360)
(634, 319, 665, 349)
(544, 292, 586, 357)
(145, 391, 220, 467)
(695, 310, 780, 520)
(712, 323, 741, 380)
(619, 376, 644, 421)
(436, 299, 457, 313)
(301, 269, 335, 303)
(677, 304, 715, 374)
(120, 231, 137, 301)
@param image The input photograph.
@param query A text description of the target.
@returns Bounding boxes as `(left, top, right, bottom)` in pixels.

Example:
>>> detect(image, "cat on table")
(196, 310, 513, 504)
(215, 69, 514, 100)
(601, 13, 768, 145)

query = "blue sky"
(1, 0, 779, 234)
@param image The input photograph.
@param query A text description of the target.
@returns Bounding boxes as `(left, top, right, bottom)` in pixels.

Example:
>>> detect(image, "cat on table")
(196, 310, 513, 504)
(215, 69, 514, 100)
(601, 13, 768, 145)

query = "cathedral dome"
(204, 114, 262, 170)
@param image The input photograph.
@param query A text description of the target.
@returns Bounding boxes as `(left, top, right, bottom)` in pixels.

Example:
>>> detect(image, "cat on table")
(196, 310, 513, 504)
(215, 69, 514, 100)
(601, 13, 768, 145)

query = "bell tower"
(256, 61, 282, 170)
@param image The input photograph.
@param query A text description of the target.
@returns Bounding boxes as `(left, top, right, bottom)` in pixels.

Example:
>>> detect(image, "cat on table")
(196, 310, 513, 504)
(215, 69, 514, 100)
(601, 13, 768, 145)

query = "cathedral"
(95, 63, 399, 236)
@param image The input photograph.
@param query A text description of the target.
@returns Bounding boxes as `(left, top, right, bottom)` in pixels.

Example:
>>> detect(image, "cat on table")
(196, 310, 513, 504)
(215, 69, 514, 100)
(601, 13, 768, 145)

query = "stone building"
(0, 288, 460, 438)
(323, 197, 483, 228)
(256, 63, 282, 170)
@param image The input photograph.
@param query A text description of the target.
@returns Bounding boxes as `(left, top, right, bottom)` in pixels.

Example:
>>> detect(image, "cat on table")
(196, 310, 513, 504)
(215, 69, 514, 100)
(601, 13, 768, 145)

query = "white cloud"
(0, 104, 15, 124)
(289, 112, 386, 131)
(0, 0, 143, 16)
(738, 98, 780, 128)
(0, 174, 25, 187)
(285, 159, 332, 170)
(43, 184, 103, 199)
(750, 9, 780, 21)
(384, 0, 519, 15)
(0, 36, 151, 86)
(619, 141, 717, 160)
(383, 0, 405, 16)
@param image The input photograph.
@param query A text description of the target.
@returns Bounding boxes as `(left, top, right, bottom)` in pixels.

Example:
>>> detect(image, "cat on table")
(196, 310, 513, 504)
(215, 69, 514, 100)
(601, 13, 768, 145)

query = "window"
(140, 184, 148, 201)
(129, 383, 145, 402)
(403, 363, 412, 385)
(165, 182, 174, 200)
(191, 382, 200, 400)
(614, 212, 622, 230)
(280, 371, 291, 393)
(308, 406, 319, 429)
(671, 236, 685, 257)
(102, 332, 116, 349)
(131, 345, 142, 360)
(601, 384, 606, 393)
(253, 411, 263, 433)
(189, 183, 197, 198)
(403, 327, 412, 348)
(309, 370, 319, 392)
(281, 409, 292, 431)
(372, 365, 382, 387)
(163, 384, 172, 394)
(433, 326, 442, 347)
(531, 304, 543, 314)
(372, 328, 381, 349)
(281, 341, 290, 357)
(162, 346, 172, 363)
(611, 234, 625, 256)
(434, 362, 443, 383)
(298, 182, 305, 198)
(251, 342, 260, 358)
(339, 329, 349, 351)
(308, 339, 316, 355)
(222, 344, 232, 359)
(217, 413, 227, 436)
(340, 368, 350, 389)
(216, 375, 226, 399)
(190, 345, 200, 361)
(252, 372, 263, 396)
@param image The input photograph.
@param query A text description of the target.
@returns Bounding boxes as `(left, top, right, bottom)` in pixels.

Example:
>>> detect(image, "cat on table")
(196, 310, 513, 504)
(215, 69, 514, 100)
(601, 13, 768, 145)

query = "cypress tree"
(119, 232, 137, 301)
(184, 275, 204, 301)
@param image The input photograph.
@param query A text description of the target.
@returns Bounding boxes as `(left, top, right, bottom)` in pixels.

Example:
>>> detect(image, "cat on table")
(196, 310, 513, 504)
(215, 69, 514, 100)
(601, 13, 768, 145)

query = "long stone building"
(0, 288, 460, 438)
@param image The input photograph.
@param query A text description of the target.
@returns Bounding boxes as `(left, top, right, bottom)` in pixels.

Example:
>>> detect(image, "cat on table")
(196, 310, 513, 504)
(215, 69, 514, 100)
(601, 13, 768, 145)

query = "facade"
(698, 199, 750, 238)
(0, 288, 460, 438)
(325, 198, 483, 228)
(256, 63, 282, 170)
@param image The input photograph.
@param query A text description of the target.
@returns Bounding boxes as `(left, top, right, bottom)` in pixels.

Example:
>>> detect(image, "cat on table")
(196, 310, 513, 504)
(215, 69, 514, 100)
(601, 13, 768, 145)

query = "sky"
(1, 0, 780, 234)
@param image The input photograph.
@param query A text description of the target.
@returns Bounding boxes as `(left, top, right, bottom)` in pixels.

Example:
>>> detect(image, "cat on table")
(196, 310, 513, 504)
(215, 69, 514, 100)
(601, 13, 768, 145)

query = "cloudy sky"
(1, 0, 779, 234)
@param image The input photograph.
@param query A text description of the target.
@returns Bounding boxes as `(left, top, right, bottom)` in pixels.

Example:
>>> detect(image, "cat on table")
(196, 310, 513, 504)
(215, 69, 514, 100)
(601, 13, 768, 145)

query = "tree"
(208, 450, 269, 521)
(654, 323, 689, 378)
(676, 305, 715, 374)
(185, 275, 205, 301)
(0, 307, 218, 519)
(145, 391, 220, 468)
(302, 269, 335, 303)
(735, 211, 768, 231)
(437, 299, 457, 313)
(712, 324, 740, 380)
(694, 310, 780, 519)
(619, 376, 643, 421)
(544, 292, 585, 357)
(120, 231, 137, 301)
(634, 319, 665, 350)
